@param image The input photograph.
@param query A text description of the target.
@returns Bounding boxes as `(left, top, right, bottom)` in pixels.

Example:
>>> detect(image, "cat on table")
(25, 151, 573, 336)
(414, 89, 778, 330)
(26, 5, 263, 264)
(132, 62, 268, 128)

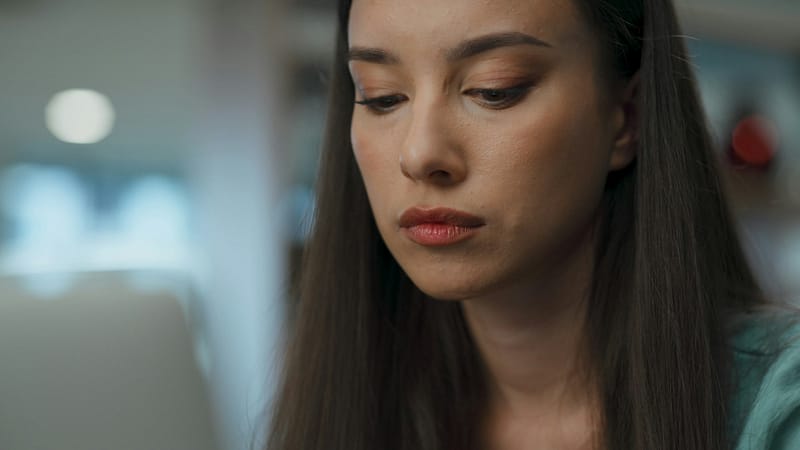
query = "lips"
(399, 206, 485, 246)
(399, 206, 485, 228)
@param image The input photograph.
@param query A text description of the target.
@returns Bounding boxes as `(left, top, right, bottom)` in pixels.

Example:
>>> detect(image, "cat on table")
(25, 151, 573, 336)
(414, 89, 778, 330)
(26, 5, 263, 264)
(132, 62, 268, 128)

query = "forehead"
(348, 0, 589, 52)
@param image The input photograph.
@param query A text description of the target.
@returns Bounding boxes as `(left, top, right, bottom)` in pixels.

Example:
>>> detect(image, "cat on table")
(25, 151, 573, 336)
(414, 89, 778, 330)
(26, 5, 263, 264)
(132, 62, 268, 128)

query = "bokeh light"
(45, 89, 116, 144)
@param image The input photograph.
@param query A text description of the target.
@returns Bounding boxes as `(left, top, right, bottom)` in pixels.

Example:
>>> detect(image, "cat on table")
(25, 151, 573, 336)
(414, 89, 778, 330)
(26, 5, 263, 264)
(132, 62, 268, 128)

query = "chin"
(402, 266, 495, 302)
(415, 286, 469, 302)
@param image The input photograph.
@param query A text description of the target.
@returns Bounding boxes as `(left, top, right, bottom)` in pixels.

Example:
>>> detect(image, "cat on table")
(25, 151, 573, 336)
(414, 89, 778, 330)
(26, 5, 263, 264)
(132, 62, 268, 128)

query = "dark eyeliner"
(465, 81, 535, 109)
(354, 94, 407, 113)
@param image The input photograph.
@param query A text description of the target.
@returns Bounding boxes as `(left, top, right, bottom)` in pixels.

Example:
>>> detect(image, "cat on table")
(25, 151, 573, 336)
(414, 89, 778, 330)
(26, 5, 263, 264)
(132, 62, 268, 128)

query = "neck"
(460, 225, 599, 433)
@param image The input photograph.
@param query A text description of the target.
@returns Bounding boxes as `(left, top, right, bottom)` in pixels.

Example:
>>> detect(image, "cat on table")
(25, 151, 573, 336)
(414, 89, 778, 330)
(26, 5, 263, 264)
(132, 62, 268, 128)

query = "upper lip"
(399, 206, 485, 228)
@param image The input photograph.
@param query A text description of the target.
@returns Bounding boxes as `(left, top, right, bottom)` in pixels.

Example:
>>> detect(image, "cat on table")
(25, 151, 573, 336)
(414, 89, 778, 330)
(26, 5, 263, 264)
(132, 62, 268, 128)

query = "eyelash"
(354, 95, 407, 114)
(354, 82, 534, 115)
(465, 83, 534, 109)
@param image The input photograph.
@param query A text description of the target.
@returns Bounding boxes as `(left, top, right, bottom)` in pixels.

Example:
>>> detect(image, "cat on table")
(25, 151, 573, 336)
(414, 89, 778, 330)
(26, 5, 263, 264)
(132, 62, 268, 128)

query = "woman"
(267, 0, 800, 449)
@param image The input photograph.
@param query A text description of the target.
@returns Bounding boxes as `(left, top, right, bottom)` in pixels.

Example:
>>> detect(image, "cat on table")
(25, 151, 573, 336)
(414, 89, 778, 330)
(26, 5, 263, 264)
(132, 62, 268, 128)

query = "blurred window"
(0, 162, 192, 296)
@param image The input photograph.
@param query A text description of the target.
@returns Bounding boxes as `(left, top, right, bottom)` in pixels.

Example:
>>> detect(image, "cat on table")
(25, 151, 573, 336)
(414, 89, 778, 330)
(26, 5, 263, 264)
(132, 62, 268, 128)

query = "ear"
(609, 71, 640, 171)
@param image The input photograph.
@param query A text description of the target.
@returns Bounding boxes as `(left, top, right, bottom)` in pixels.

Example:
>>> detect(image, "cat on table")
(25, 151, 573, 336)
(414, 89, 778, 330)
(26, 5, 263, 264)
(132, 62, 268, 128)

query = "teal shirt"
(732, 314, 800, 449)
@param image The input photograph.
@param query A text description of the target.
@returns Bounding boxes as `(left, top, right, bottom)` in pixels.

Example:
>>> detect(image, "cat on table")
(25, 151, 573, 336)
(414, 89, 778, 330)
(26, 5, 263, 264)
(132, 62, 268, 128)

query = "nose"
(399, 97, 467, 186)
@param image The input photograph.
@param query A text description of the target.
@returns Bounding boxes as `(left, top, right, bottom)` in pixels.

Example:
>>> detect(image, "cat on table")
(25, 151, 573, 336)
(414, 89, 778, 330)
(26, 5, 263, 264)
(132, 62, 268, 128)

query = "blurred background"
(0, 0, 798, 449)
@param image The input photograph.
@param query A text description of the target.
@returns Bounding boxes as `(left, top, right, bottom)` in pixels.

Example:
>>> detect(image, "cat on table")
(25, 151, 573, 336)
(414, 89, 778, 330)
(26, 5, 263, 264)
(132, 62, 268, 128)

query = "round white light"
(45, 89, 115, 144)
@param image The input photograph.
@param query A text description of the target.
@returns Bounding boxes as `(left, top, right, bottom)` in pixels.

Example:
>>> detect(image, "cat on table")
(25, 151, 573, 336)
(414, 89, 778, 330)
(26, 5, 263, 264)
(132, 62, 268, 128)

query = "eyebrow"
(346, 31, 552, 65)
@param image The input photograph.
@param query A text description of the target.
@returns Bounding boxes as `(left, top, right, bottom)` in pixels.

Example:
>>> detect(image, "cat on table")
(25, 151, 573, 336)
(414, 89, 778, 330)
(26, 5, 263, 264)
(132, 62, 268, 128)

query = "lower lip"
(402, 223, 482, 246)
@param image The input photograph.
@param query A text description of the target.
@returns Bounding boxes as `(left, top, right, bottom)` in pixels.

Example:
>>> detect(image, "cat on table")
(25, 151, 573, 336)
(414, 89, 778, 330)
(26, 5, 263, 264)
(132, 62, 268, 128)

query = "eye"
(464, 83, 533, 109)
(354, 94, 407, 114)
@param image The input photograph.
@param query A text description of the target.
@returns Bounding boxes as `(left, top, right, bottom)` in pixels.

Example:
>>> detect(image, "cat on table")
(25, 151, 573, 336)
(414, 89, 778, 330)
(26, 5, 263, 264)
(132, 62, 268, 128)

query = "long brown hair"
(266, 1, 765, 449)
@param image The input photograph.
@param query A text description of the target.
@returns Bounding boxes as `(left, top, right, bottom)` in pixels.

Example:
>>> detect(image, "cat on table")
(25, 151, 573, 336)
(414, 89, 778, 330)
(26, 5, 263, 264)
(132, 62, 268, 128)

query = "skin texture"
(348, 0, 637, 448)
(349, 0, 634, 302)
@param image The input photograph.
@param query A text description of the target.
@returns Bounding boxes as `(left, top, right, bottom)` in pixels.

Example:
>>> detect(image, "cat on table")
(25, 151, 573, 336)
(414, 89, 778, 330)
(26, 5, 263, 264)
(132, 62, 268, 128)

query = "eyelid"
(463, 81, 535, 109)
(354, 93, 408, 114)
(352, 80, 536, 114)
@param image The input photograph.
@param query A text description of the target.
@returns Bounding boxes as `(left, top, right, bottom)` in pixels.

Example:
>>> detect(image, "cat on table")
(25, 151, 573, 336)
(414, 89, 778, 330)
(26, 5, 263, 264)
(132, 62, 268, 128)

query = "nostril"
(428, 169, 456, 183)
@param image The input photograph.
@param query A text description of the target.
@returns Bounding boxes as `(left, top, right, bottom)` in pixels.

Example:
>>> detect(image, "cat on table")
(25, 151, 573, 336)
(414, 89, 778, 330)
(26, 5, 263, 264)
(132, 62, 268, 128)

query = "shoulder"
(732, 311, 800, 450)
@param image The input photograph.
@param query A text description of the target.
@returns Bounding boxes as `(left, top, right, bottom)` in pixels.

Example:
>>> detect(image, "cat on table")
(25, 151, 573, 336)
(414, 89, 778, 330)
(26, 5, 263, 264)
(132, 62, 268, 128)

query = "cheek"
(475, 90, 612, 228)
(351, 121, 398, 218)
(351, 122, 384, 185)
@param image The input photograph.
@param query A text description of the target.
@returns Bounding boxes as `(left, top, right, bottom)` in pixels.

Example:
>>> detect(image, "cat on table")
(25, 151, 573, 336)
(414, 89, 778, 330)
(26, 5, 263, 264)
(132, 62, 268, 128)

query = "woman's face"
(348, 0, 635, 300)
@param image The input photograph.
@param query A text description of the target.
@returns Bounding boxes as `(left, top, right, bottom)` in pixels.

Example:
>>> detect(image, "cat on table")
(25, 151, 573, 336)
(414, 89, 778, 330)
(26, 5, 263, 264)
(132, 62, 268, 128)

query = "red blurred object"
(729, 115, 778, 169)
